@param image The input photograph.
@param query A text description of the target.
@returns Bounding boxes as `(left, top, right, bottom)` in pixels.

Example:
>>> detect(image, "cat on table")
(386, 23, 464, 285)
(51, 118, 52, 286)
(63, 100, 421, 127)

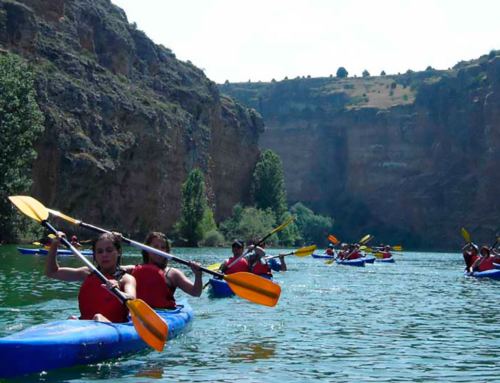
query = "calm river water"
(0, 245, 499, 382)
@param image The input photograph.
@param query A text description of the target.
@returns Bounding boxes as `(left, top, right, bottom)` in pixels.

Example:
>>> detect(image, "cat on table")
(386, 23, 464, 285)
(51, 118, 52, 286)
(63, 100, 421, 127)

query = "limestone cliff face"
(0, 0, 263, 237)
(220, 61, 500, 250)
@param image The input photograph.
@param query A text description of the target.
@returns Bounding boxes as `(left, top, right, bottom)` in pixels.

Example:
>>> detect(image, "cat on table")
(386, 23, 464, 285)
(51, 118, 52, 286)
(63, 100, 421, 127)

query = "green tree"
(220, 205, 277, 244)
(380, 70, 386, 76)
(290, 203, 333, 245)
(251, 150, 287, 221)
(336, 67, 348, 78)
(177, 168, 207, 246)
(0, 53, 44, 242)
(362, 69, 370, 77)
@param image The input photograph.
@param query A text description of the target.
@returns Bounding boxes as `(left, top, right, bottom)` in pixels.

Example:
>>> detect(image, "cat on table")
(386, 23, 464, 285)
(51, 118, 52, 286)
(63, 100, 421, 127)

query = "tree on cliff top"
(336, 67, 348, 78)
(362, 69, 370, 77)
(251, 150, 287, 221)
(177, 168, 207, 246)
(0, 53, 44, 242)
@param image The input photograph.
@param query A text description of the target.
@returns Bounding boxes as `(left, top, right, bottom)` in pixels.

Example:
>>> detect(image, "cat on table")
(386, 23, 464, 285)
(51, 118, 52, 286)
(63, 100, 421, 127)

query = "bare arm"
(45, 234, 90, 282)
(279, 254, 287, 271)
(170, 263, 203, 297)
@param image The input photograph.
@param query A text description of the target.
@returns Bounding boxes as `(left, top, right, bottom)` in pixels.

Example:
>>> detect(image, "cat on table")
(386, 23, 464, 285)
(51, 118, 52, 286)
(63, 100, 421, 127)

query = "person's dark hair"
(92, 233, 122, 267)
(142, 232, 170, 264)
(480, 246, 491, 257)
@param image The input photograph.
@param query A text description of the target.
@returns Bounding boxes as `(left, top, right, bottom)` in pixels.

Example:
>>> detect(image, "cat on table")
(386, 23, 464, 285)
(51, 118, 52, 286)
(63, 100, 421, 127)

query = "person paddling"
(70, 235, 83, 249)
(469, 246, 500, 273)
(381, 245, 393, 259)
(325, 244, 335, 256)
(45, 232, 136, 323)
(219, 239, 250, 274)
(122, 232, 202, 309)
(462, 243, 480, 271)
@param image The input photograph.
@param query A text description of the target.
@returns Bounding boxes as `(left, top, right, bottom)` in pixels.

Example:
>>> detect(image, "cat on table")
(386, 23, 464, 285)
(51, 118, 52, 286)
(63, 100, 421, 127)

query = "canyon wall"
(0, 0, 263, 238)
(220, 61, 500, 250)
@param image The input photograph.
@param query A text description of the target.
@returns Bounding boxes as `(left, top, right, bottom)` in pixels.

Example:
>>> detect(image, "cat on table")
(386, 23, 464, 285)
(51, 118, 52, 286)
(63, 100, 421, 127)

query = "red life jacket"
(250, 259, 273, 277)
(347, 251, 362, 260)
(381, 251, 392, 259)
(78, 273, 129, 323)
(326, 249, 334, 255)
(478, 256, 495, 272)
(132, 264, 176, 309)
(223, 256, 249, 275)
(463, 252, 479, 269)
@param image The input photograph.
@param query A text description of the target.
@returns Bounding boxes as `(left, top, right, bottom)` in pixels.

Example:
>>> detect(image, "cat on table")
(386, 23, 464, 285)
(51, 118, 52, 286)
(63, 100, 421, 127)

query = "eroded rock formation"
(0, 0, 263, 237)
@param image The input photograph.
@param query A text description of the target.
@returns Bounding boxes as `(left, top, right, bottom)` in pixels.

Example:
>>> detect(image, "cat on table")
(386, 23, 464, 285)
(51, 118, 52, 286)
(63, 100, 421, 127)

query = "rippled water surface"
(1, 245, 499, 382)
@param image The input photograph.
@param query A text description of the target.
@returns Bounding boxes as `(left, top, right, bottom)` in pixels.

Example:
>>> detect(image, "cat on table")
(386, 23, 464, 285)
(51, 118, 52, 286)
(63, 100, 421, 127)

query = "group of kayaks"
(311, 253, 395, 266)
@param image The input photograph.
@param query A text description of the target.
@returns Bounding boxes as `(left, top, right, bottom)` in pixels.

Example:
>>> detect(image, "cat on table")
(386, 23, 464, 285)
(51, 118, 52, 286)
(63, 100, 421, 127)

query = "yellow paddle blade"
(48, 234, 56, 239)
(325, 258, 335, 265)
(207, 263, 221, 271)
(359, 234, 371, 245)
(374, 252, 384, 259)
(224, 272, 281, 307)
(126, 299, 168, 352)
(392, 246, 403, 251)
(9, 196, 49, 222)
(364, 248, 373, 253)
(270, 215, 297, 235)
(32, 241, 42, 246)
(461, 227, 470, 243)
(47, 208, 81, 225)
(328, 234, 339, 244)
(294, 245, 316, 257)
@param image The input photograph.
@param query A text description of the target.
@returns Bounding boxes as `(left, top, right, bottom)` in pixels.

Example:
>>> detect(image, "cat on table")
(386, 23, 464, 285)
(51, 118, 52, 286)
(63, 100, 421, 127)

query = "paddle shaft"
(77, 221, 225, 279)
(43, 221, 129, 303)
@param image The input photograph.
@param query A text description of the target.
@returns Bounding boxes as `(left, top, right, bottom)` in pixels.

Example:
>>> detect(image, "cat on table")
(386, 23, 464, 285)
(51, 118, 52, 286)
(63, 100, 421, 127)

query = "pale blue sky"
(111, 0, 500, 84)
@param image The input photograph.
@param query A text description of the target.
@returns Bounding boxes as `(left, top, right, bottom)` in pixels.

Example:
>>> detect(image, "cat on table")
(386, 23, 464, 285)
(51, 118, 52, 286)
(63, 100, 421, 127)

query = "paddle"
(42, 202, 281, 307)
(226, 215, 297, 270)
(264, 245, 317, 260)
(328, 234, 339, 244)
(9, 196, 168, 351)
(461, 227, 471, 243)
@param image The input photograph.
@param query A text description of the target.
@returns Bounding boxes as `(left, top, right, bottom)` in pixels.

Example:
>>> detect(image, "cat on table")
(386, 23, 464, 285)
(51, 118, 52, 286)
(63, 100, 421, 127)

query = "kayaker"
(345, 244, 363, 260)
(70, 235, 83, 249)
(325, 244, 335, 256)
(250, 241, 287, 274)
(246, 243, 273, 277)
(469, 246, 500, 273)
(45, 232, 136, 323)
(462, 243, 479, 270)
(219, 239, 249, 274)
(337, 243, 349, 260)
(122, 232, 202, 309)
(381, 245, 392, 259)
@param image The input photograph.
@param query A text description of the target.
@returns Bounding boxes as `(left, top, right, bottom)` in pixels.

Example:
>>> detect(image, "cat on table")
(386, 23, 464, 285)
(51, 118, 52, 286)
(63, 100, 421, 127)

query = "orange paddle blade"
(224, 272, 281, 307)
(127, 299, 168, 351)
(328, 234, 339, 244)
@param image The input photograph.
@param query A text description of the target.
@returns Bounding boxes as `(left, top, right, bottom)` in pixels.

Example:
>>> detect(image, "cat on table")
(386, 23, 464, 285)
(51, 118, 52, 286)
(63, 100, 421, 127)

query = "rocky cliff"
(0, 0, 263, 237)
(220, 58, 500, 250)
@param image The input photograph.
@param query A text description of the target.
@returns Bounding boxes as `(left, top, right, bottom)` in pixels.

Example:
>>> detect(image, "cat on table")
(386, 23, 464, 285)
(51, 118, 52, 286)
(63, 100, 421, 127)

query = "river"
(0, 245, 498, 382)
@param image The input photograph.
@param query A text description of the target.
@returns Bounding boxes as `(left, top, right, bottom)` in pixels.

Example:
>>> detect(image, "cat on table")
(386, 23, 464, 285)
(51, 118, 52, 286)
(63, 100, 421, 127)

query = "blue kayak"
(208, 278, 235, 297)
(0, 300, 193, 379)
(312, 254, 335, 259)
(208, 276, 274, 298)
(17, 247, 93, 256)
(465, 270, 500, 280)
(364, 257, 376, 264)
(375, 257, 395, 263)
(336, 259, 365, 267)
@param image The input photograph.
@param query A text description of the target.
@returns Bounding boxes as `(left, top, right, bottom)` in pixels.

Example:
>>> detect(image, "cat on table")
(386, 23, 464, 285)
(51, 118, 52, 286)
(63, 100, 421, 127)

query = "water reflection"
(227, 341, 277, 363)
